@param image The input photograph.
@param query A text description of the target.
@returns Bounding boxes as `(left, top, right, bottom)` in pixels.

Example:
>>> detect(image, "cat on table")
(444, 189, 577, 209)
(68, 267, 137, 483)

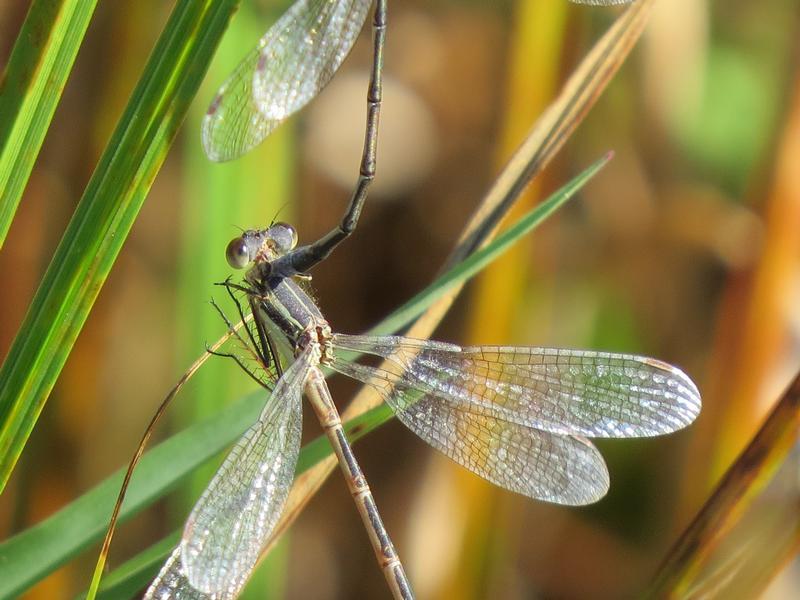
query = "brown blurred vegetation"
(0, 0, 798, 598)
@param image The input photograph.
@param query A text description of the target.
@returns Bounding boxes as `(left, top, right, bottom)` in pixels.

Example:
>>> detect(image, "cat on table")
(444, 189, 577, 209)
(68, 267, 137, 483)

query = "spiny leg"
(250, 296, 285, 378)
(209, 286, 280, 387)
(214, 278, 271, 368)
(205, 344, 271, 391)
(282, 0, 387, 275)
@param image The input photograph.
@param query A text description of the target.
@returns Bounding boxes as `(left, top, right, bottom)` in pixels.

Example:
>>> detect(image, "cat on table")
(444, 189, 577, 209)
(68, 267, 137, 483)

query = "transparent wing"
(202, 0, 372, 161)
(144, 547, 231, 600)
(571, 1, 632, 5)
(331, 334, 701, 438)
(145, 346, 313, 598)
(334, 358, 609, 504)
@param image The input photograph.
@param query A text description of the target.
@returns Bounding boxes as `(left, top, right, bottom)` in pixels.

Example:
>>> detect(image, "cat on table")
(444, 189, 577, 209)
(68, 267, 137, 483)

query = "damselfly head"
(226, 224, 299, 270)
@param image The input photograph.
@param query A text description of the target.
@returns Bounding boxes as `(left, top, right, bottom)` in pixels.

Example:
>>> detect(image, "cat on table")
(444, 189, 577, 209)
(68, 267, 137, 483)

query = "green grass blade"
(0, 0, 99, 247)
(1, 154, 608, 598)
(82, 532, 181, 600)
(0, 0, 240, 492)
(80, 404, 395, 600)
(175, 0, 295, 502)
(370, 152, 612, 336)
(0, 390, 261, 599)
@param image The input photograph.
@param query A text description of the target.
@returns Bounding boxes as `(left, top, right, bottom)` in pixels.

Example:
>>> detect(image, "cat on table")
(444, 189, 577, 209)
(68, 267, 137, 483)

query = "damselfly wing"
(202, 0, 375, 162)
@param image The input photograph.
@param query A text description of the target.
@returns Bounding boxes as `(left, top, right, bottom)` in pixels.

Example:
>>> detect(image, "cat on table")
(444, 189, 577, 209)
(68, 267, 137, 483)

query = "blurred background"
(1, 0, 798, 598)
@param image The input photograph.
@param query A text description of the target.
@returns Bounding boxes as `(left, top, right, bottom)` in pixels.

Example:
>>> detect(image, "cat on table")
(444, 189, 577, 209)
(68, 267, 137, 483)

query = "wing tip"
(562, 477, 610, 506)
(641, 357, 702, 428)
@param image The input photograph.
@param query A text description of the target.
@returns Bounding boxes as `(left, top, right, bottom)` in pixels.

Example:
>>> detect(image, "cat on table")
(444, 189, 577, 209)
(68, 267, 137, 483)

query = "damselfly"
(140, 1, 694, 598)
(144, 219, 701, 599)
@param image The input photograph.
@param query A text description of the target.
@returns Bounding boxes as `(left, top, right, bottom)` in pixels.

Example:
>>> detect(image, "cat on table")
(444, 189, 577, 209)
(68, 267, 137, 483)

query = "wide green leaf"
(0, 391, 261, 599)
(0, 0, 240, 492)
(0, 0, 99, 247)
(85, 532, 181, 600)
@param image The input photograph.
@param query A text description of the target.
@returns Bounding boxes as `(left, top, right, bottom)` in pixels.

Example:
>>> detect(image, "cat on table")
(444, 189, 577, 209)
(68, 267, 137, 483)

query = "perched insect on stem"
(92, 1, 694, 599)
(145, 223, 700, 599)
(143, 2, 697, 595)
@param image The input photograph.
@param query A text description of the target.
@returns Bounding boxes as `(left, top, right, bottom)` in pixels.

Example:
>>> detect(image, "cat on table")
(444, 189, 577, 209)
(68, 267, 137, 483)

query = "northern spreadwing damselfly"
(143, 215, 701, 599)
(93, 1, 696, 598)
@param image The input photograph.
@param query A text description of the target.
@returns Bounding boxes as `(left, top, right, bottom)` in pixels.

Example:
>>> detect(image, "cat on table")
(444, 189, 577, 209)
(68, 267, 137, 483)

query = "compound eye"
(225, 237, 250, 269)
(271, 222, 298, 252)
